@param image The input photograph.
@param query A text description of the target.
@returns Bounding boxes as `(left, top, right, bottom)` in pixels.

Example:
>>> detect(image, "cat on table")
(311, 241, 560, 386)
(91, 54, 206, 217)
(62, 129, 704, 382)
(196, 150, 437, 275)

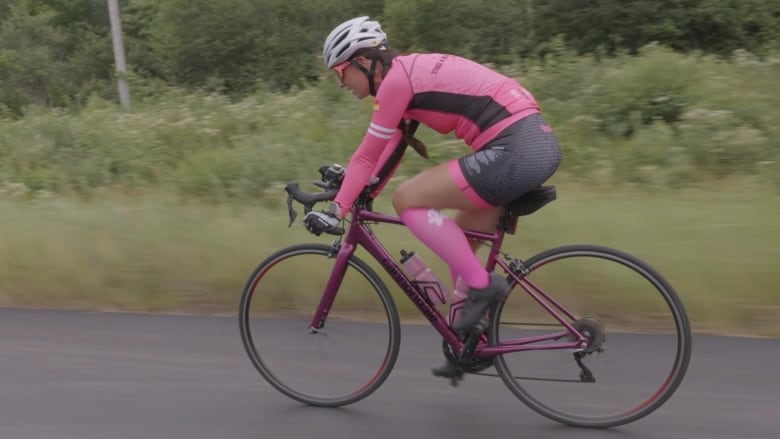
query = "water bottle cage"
(414, 281, 446, 305)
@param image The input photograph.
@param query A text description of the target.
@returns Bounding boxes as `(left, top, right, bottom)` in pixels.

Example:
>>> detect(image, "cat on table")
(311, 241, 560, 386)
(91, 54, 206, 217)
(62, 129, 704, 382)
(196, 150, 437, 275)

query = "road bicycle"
(239, 163, 692, 428)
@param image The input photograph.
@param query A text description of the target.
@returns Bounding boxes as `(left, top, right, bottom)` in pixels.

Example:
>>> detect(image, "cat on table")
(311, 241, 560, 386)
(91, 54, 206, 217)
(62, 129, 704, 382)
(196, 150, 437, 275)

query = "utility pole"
(107, 0, 131, 108)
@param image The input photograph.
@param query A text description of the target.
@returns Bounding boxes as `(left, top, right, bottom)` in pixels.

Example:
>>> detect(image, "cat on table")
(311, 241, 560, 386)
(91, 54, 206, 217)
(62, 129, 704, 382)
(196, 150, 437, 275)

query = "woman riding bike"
(303, 16, 562, 378)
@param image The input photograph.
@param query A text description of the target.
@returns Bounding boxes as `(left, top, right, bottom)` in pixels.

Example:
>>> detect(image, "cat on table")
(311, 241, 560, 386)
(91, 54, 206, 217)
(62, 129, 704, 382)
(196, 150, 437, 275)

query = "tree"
(684, 0, 780, 55)
(533, 0, 779, 57)
(383, 0, 472, 54)
(0, 1, 72, 115)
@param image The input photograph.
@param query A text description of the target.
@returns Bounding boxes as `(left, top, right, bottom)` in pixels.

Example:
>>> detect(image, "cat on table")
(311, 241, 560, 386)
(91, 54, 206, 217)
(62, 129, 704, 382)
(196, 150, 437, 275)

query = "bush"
(0, 48, 778, 198)
(589, 44, 696, 137)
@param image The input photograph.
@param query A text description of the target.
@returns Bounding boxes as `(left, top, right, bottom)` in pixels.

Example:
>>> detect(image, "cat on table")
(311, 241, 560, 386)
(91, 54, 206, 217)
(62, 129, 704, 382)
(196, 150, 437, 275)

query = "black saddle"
(505, 185, 557, 217)
(500, 186, 557, 234)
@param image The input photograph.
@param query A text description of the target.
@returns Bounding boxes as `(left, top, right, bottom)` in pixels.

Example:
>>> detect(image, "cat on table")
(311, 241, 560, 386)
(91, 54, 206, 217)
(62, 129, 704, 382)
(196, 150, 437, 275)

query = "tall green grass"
(0, 46, 778, 336)
(0, 181, 777, 336)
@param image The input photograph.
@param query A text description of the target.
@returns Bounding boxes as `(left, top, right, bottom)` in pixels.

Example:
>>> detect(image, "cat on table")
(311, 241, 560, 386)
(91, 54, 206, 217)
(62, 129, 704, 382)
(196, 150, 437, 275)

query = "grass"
(0, 179, 777, 337)
(0, 47, 777, 336)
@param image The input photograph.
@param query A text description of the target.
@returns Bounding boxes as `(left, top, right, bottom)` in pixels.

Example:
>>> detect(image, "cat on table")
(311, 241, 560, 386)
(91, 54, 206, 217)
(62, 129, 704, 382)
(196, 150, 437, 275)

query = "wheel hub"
(570, 317, 606, 353)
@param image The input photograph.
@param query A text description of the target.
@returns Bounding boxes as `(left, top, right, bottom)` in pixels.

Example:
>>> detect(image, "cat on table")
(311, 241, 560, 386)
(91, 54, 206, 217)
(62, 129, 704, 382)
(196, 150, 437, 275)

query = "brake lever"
(286, 194, 297, 227)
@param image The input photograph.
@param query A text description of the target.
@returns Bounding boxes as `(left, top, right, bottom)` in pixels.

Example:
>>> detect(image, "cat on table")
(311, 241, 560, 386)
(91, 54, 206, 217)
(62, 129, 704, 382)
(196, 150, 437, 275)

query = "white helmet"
(322, 16, 387, 69)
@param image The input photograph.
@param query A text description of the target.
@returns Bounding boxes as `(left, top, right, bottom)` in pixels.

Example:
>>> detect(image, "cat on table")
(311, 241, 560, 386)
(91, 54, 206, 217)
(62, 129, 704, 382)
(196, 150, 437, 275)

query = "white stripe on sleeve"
(367, 123, 396, 140)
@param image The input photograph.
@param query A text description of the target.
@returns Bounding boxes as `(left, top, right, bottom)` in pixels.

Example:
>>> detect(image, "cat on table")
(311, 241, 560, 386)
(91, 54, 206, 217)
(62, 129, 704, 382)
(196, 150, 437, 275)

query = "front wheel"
(239, 243, 401, 407)
(490, 244, 692, 427)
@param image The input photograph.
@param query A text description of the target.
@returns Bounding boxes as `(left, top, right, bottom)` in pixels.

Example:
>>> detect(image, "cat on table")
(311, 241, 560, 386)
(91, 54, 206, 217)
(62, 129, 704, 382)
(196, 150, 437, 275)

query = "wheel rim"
(492, 246, 691, 427)
(239, 245, 400, 407)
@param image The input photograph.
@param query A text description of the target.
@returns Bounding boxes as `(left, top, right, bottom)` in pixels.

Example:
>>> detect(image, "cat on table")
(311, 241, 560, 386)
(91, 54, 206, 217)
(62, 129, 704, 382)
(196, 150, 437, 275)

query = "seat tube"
(469, 228, 505, 272)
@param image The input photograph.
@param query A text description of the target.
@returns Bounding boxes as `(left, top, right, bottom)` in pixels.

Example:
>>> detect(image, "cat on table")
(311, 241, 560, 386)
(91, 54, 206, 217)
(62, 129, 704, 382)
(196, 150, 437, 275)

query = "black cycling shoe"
(431, 361, 464, 386)
(451, 273, 509, 332)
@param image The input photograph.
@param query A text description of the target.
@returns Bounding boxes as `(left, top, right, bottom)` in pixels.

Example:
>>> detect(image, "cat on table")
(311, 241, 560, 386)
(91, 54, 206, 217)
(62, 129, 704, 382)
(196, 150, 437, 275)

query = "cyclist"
(304, 16, 562, 378)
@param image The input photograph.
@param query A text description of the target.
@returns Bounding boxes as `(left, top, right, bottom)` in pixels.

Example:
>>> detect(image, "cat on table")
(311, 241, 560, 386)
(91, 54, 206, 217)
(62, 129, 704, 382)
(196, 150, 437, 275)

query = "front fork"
(308, 239, 349, 332)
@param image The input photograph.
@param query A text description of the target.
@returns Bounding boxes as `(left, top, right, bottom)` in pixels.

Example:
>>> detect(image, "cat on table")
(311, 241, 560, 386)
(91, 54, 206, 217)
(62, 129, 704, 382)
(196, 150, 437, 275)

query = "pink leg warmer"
(400, 208, 489, 289)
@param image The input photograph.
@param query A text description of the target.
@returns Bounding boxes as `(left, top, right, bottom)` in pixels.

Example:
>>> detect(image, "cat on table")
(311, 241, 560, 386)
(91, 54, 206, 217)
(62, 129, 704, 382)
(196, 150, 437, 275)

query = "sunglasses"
(332, 61, 351, 81)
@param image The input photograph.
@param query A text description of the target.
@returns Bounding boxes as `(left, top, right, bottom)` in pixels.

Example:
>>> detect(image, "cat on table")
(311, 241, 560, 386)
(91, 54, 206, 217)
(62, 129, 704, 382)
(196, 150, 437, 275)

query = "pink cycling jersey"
(334, 53, 540, 216)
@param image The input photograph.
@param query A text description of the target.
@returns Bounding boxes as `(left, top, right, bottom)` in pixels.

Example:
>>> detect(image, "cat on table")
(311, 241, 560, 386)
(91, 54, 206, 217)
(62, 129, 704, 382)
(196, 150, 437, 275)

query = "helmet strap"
(351, 47, 382, 96)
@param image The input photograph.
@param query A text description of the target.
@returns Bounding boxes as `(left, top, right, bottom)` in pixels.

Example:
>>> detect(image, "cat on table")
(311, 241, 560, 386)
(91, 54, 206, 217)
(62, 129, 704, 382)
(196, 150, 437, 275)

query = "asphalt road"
(1, 308, 778, 439)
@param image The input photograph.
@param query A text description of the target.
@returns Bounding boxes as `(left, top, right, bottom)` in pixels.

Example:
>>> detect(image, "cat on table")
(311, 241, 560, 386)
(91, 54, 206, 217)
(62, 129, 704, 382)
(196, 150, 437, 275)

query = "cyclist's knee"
(392, 179, 428, 213)
(391, 184, 413, 214)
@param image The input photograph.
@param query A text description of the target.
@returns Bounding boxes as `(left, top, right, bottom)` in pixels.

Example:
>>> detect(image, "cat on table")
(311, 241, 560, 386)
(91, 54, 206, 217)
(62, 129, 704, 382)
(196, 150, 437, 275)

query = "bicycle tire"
(489, 244, 692, 428)
(239, 243, 401, 407)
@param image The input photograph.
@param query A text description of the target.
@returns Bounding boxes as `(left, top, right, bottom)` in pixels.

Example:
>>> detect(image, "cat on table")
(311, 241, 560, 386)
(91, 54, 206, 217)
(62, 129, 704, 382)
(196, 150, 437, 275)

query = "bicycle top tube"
(352, 208, 505, 246)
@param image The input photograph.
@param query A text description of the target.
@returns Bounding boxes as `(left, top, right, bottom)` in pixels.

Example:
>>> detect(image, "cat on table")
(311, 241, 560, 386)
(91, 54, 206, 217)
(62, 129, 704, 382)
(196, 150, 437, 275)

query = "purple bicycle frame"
(308, 206, 588, 358)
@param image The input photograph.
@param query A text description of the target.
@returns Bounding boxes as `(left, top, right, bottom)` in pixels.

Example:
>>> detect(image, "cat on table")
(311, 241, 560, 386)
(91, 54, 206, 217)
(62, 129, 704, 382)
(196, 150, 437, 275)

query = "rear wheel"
(239, 243, 401, 407)
(490, 244, 691, 427)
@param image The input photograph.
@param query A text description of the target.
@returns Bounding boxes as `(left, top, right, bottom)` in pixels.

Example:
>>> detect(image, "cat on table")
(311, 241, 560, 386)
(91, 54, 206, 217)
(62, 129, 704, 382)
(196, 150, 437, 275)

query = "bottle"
(400, 250, 447, 305)
(448, 276, 469, 326)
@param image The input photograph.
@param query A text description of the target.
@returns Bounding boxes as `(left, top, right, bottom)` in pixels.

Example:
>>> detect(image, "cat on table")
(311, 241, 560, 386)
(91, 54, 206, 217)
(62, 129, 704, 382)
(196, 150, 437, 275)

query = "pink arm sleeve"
(369, 130, 405, 198)
(333, 72, 412, 217)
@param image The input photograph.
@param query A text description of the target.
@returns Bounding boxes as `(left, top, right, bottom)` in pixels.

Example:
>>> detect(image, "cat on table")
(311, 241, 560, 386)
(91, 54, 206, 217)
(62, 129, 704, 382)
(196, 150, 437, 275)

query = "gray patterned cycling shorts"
(453, 113, 561, 207)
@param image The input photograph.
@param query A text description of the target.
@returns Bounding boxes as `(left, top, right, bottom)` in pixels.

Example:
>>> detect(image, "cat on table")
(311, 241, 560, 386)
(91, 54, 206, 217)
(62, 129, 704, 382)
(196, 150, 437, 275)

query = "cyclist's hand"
(303, 204, 342, 236)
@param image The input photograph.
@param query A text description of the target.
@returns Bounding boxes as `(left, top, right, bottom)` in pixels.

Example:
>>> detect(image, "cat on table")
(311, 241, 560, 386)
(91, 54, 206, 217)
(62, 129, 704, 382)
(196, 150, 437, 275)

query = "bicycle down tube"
(309, 208, 460, 348)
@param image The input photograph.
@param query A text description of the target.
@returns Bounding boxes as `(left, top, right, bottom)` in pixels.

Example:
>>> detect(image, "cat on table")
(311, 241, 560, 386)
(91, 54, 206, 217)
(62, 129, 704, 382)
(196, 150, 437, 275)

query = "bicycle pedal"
(432, 362, 464, 386)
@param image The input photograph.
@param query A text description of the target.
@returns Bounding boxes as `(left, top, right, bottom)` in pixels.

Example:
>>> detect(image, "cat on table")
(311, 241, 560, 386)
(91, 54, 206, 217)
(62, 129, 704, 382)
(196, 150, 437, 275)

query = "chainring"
(441, 339, 494, 373)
